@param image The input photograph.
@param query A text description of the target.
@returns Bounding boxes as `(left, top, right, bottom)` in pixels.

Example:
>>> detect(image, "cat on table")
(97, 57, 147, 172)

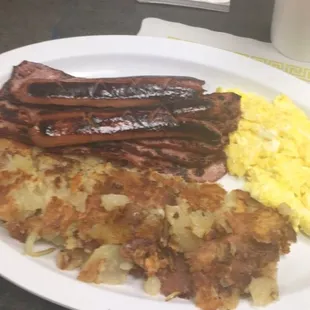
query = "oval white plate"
(0, 36, 310, 310)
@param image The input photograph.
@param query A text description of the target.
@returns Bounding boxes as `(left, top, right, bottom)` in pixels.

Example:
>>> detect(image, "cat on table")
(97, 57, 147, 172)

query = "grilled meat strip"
(170, 92, 241, 121)
(3, 61, 239, 122)
(122, 142, 225, 167)
(50, 143, 227, 183)
(0, 90, 241, 136)
(0, 117, 227, 182)
(0, 101, 227, 166)
(0, 100, 226, 155)
(0, 98, 238, 155)
(2, 60, 240, 125)
(0, 61, 241, 183)
(0, 113, 226, 169)
(50, 141, 226, 168)
(29, 107, 223, 148)
(137, 138, 221, 154)
(0, 99, 223, 149)
(8, 61, 205, 107)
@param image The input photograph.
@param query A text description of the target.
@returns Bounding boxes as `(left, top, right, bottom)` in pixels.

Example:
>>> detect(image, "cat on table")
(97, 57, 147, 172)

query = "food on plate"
(29, 111, 223, 148)
(0, 138, 296, 310)
(6, 61, 206, 106)
(49, 143, 226, 168)
(225, 89, 310, 235)
(0, 61, 300, 310)
(0, 61, 242, 182)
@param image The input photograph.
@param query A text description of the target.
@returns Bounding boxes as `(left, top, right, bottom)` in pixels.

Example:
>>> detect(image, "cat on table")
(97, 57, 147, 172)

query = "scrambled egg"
(224, 89, 310, 235)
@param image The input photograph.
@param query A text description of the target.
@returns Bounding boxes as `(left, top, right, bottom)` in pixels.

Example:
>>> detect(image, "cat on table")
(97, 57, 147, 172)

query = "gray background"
(0, 0, 274, 309)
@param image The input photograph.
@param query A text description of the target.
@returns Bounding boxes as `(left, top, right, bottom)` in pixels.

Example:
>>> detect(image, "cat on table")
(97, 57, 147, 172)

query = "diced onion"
(144, 276, 161, 296)
(24, 232, 55, 257)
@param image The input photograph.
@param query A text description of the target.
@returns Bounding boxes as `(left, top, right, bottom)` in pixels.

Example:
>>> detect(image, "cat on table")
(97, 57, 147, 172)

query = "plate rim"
(0, 35, 310, 310)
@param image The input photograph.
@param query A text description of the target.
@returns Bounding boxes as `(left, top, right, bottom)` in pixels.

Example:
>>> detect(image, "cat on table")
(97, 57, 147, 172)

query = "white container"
(271, 0, 310, 62)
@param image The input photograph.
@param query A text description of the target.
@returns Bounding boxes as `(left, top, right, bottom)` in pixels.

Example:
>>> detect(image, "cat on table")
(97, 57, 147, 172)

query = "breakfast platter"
(0, 36, 310, 310)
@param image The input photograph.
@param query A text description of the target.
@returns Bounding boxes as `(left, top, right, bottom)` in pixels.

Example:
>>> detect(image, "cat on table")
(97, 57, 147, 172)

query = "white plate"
(0, 35, 310, 310)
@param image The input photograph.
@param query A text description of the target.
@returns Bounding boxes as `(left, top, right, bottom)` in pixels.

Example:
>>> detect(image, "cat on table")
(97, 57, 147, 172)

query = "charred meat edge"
(12, 76, 205, 107)
(29, 108, 223, 148)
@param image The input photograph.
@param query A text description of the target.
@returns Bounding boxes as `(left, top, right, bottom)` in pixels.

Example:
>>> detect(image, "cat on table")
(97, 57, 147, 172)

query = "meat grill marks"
(49, 143, 227, 182)
(0, 100, 224, 157)
(0, 118, 226, 182)
(0, 110, 227, 182)
(121, 142, 226, 167)
(89, 141, 224, 168)
(137, 138, 222, 154)
(0, 99, 231, 157)
(0, 102, 227, 179)
(0, 94, 238, 148)
(8, 61, 205, 107)
(0, 61, 242, 182)
(23, 76, 204, 105)
(169, 92, 241, 121)
(29, 107, 223, 148)
(0, 91, 241, 125)
(5, 61, 239, 118)
(0, 94, 239, 149)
